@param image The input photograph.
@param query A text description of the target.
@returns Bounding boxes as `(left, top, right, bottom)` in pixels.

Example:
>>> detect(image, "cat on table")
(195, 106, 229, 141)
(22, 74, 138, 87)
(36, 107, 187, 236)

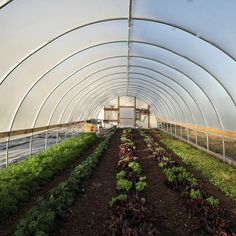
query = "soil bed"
(53, 130, 121, 236)
(0, 137, 104, 236)
(133, 130, 206, 236)
(149, 130, 236, 232)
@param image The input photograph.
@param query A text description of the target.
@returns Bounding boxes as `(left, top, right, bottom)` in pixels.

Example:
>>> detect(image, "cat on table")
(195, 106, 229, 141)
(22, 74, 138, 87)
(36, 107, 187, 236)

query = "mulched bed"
(0, 137, 104, 236)
(133, 130, 206, 236)
(53, 130, 122, 236)
(149, 130, 236, 232)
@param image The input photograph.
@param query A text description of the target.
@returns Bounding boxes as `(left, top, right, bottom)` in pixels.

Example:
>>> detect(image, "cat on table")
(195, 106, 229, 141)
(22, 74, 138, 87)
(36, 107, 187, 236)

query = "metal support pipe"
(195, 129, 198, 145)
(222, 135, 226, 158)
(29, 134, 33, 156)
(5, 140, 9, 167)
(45, 131, 48, 149)
(206, 132, 209, 151)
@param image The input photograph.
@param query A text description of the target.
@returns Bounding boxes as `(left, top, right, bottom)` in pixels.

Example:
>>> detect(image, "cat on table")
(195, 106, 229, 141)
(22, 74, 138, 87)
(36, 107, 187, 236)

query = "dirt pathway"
(54, 130, 121, 236)
(149, 130, 236, 231)
(133, 130, 205, 236)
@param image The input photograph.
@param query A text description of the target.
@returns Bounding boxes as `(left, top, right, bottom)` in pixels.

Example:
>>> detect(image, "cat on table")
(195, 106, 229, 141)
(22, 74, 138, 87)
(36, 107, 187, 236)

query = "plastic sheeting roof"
(0, 0, 236, 133)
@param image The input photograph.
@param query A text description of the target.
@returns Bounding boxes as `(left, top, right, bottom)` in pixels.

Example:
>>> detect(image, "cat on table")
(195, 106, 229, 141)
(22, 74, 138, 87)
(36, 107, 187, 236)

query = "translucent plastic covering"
(0, 0, 236, 134)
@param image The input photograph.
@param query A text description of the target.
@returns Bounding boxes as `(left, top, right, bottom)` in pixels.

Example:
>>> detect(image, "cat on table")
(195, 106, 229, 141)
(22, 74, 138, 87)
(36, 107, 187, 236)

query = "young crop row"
(14, 130, 115, 236)
(105, 128, 159, 235)
(140, 130, 235, 235)
(159, 130, 236, 202)
(0, 133, 97, 220)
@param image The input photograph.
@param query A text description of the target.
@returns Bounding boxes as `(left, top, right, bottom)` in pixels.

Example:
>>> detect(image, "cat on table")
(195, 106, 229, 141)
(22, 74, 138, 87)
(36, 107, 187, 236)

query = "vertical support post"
(56, 128, 59, 143)
(187, 128, 190, 141)
(29, 133, 33, 156)
(174, 123, 177, 137)
(45, 130, 48, 149)
(180, 126, 183, 139)
(5, 139, 9, 167)
(148, 105, 150, 129)
(195, 129, 198, 145)
(118, 96, 120, 127)
(222, 135, 225, 158)
(206, 131, 209, 151)
(65, 127, 67, 139)
(134, 97, 136, 128)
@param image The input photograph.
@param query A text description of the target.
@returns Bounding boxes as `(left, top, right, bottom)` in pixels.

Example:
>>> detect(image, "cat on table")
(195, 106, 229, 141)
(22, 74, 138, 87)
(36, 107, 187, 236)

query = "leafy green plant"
(190, 189, 202, 200)
(128, 162, 142, 174)
(206, 196, 219, 207)
(116, 171, 126, 180)
(0, 133, 97, 220)
(14, 130, 115, 236)
(159, 130, 236, 202)
(117, 179, 133, 192)
(135, 177, 147, 192)
(109, 194, 127, 208)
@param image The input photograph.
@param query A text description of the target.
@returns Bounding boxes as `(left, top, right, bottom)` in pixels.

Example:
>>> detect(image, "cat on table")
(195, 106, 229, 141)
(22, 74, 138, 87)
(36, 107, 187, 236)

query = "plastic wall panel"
(31, 46, 128, 128)
(130, 43, 234, 130)
(0, 0, 236, 136)
(133, 0, 236, 59)
(0, 0, 128, 81)
(129, 57, 212, 126)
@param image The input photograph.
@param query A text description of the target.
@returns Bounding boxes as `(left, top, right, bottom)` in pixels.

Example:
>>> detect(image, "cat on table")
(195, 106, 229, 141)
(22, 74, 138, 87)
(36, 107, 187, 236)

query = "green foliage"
(117, 178, 133, 192)
(128, 162, 142, 174)
(15, 131, 115, 236)
(135, 177, 147, 192)
(0, 133, 97, 220)
(159, 130, 236, 202)
(206, 196, 219, 207)
(120, 136, 134, 146)
(190, 189, 202, 200)
(116, 171, 126, 180)
(163, 166, 198, 186)
(109, 194, 127, 208)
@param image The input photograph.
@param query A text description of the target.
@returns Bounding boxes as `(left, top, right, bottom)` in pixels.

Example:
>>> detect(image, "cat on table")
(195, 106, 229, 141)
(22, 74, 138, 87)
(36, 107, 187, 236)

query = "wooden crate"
(83, 123, 97, 133)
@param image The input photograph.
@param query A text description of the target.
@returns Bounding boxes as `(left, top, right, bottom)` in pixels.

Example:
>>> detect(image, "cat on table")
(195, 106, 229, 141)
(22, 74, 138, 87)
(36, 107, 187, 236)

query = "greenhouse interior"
(0, 0, 236, 235)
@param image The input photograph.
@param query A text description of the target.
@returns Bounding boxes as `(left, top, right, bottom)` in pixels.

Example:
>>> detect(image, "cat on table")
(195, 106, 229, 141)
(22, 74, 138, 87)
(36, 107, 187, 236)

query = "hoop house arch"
(0, 0, 236, 166)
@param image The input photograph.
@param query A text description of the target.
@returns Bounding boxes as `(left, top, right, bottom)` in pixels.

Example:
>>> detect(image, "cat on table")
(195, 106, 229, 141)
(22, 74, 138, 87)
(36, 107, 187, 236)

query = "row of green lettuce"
(15, 130, 115, 236)
(157, 130, 236, 202)
(0, 133, 97, 219)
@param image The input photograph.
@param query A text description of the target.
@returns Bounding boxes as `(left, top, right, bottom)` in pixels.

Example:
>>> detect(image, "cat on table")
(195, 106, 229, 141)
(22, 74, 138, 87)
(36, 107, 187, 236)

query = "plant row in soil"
(104, 128, 160, 235)
(0, 133, 97, 220)
(14, 130, 115, 236)
(140, 129, 235, 236)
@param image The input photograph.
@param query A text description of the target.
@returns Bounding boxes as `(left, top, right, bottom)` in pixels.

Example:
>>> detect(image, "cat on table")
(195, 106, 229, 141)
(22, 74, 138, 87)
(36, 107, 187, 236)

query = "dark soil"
(0, 137, 103, 236)
(53, 130, 122, 236)
(149, 130, 236, 232)
(133, 130, 206, 236)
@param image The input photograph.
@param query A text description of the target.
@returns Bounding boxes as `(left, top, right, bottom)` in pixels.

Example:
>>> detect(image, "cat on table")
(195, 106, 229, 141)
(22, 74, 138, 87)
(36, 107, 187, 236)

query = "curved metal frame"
(62, 78, 173, 123)
(7, 39, 226, 139)
(68, 80, 177, 123)
(79, 84, 175, 123)
(2, 19, 232, 148)
(31, 57, 210, 130)
(62, 68, 193, 124)
(67, 75, 189, 125)
(31, 55, 206, 132)
(77, 87, 162, 123)
(47, 69, 190, 126)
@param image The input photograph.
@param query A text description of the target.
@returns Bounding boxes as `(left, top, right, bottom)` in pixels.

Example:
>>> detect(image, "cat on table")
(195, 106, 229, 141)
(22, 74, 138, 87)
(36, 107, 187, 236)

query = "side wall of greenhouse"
(159, 122, 236, 166)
